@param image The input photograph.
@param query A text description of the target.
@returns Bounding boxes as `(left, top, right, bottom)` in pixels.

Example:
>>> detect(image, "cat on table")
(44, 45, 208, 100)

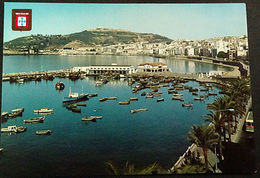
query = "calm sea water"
(0, 55, 225, 176)
(2, 55, 231, 73)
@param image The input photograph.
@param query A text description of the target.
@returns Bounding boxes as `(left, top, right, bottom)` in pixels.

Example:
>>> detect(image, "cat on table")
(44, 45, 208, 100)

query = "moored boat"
(182, 103, 193, 107)
(130, 108, 148, 114)
(194, 97, 204, 101)
(146, 95, 154, 98)
(24, 117, 45, 123)
(34, 108, 54, 113)
(82, 116, 102, 122)
(119, 101, 130, 105)
(88, 93, 98, 97)
(71, 108, 81, 113)
(173, 93, 183, 97)
(130, 97, 138, 101)
(76, 102, 87, 106)
(11, 107, 24, 113)
(36, 130, 52, 135)
(141, 92, 146, 96)
(55, 82, 65, 90)
(157, 98, 164, 102)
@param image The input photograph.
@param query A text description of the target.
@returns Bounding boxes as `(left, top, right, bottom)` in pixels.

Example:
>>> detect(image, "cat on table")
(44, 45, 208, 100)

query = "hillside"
(4, 28, 173, 50)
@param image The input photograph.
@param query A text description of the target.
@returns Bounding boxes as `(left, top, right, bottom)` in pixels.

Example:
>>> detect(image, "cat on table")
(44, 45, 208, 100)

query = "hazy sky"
(4, 3, 247, 42)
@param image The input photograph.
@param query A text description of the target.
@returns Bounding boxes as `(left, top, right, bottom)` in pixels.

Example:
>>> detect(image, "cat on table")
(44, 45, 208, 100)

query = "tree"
(187, 124, 219, 170)
(174, 164, 208, 174)
(105, 161, 165, 175)
(207, 95, 236, 142)
(217, 51, 228, 58)
(203, 111, 225, 157)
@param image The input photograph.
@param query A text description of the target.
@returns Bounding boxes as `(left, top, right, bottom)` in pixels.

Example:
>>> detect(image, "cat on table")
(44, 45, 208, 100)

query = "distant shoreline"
(3, 52, 237, 70)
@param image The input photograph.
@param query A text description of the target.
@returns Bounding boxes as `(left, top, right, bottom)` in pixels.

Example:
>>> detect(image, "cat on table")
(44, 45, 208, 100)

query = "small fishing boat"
(141, 92, 146, 96)
(34, 108, 54, 113)
(55, 82, 65, 90)
(36, 130, 52, 135)
(1, 125, 18, 133)
(192, 92, 198, 96)
(119, 101, 130, 105)
(88, 93, 98, 97)
(82, 117, 96, 122)
(8, 110, 23, 119)
(82, 116, 102, 122)
(182, 103, 193, 107)
(99, 98, 107, 102)
(153, 93, 161, 97)
(157, 98, 164, 102)
(11, 107, 24, 113)
(146, 95, 154, 98)
(105, 97, 117, 100)
(17, 78, 24, 84)
(71, 108, 81, 113)
(130, 97, 138, 101)
(24, 117, 45, 123)
(173, 94, 183, 97)
(96, 80, 104, 86)
(200, 88, 209, 92)
(172, 96, 184, 101)
(194, 97, 204, 101)
(130, 108, 148, 114)
(16, 126, 27, 133)
(63, 87, 88, 103)
(76, 102, 87, 106)
(1, 125, 27, 133)
(0, 148, 3, 153)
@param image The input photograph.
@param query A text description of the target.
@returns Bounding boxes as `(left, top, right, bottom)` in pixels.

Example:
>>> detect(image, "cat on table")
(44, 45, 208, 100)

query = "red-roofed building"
(137, 62, 171, 73)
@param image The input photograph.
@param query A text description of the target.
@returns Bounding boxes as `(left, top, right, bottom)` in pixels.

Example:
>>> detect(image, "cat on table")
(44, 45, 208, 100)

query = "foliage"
(4, 30, 172, 50)
(174, 164, 208, 174)
(105, 161, 166, 175)
(187, 124, 219, 169)
(217, 51, 228, 58)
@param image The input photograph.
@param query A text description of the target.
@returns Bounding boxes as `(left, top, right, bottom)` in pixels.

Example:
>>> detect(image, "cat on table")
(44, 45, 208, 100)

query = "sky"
(3, 3, 248, 42)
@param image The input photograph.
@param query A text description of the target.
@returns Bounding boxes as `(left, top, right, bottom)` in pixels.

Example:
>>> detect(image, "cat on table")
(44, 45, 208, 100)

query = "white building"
(208, 70, 224, 77)
(72, 63, 136, 75)
(137, 62, 171, 73)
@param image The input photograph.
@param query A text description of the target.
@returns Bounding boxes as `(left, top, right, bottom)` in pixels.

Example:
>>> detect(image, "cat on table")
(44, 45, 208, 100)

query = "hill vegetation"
(4, 28, 173, 51)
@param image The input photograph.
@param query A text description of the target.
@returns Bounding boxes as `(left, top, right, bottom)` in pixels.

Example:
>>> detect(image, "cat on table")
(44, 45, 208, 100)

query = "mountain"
(4, 28, 173, 50)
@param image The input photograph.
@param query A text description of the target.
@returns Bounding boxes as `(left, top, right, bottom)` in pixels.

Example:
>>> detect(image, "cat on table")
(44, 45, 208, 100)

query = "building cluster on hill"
(60, 35, 248, 61)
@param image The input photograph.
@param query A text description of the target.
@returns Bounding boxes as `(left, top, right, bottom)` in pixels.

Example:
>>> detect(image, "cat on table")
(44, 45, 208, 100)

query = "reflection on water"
(0, 77, 223, 176)
(3, 55, 231, 74)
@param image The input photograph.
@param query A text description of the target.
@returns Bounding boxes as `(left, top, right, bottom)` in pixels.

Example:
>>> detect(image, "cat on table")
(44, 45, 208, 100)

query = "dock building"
(72, 63, 136, 75)
(136, 62, 171, 73)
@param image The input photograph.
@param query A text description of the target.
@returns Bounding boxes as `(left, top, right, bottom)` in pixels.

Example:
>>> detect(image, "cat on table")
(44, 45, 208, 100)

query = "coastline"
(3, 52, 237, 71)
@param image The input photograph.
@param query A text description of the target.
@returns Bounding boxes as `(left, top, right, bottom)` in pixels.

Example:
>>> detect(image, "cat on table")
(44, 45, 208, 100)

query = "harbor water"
(0, 55, 227, 176)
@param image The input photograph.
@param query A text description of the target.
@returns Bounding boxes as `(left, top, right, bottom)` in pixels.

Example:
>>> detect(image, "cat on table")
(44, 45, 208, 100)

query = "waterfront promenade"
(170, 97, 252, 173)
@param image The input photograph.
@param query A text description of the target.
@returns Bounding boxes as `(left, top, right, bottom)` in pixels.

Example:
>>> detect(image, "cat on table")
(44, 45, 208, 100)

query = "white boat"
(173, 94, 183, 97)
(1, 125, 18, 133)
(34, 108, 54, 113)
(130, 108, 148, 114)
(0, 148, 3, 153)
(96, 80, 104, 85)
(36, 130, 52, 135)
(1, 125, 26, 133)
(17, 78, 24, 84)
(11, 107, 24, 113)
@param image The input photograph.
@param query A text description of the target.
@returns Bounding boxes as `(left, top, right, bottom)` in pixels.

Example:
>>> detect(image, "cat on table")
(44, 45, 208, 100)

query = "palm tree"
(207, 95, 236, 142)
(105, 161, 165, 175)
(174, 164, 207, 174)
(187, 124, 219, 170)
(203, 111, 224, 158)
